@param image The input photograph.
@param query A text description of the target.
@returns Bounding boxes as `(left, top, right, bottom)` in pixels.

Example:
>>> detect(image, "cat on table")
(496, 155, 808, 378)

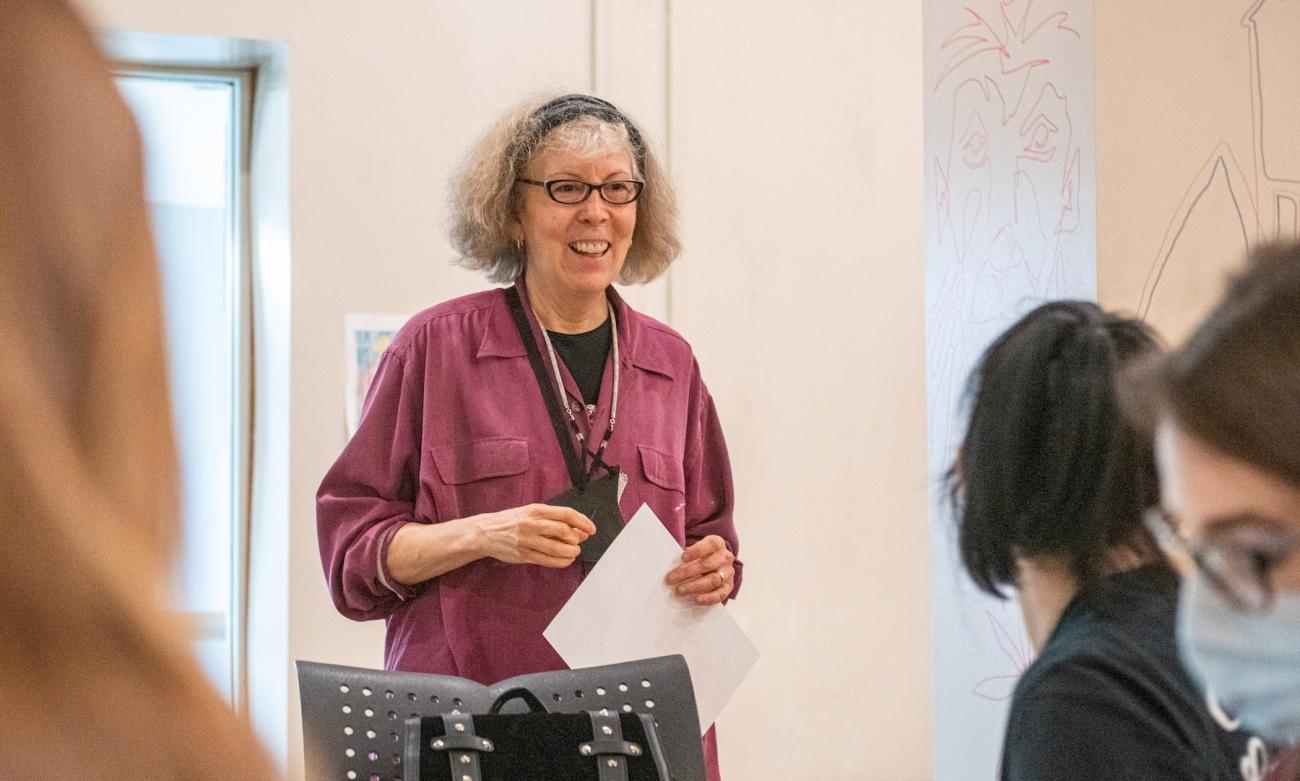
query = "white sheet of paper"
(544, 504, 759, 734)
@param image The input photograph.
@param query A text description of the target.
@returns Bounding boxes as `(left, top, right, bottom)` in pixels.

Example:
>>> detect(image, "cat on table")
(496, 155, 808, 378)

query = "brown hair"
(1147, 241, 1300, 488)
(0, 2, 272, 776)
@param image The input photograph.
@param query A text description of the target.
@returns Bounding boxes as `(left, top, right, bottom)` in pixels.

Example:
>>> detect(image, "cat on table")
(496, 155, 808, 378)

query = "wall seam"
(589, 0, 598, 93)
(664, 0, 675, 325)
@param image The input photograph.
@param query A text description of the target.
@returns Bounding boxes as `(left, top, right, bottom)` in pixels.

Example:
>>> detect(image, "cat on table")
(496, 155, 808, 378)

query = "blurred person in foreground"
(0, 1, 271, 776)
(948, 301, 1255, 780)
(1140, 242, 1300, 781)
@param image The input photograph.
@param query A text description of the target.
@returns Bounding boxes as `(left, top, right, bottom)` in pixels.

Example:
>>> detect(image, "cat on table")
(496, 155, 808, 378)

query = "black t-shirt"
(1001, 564, 1256, 781)
(547, 317, 612, 405)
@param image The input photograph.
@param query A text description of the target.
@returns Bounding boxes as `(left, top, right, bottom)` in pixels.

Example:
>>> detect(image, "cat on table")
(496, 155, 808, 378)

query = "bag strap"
(440, 712, 487, 781)
(635, 714, 673, 781)
(403, 716, 422, 781)
(405, 714, 496, 781)
(504, 285, 587, 487)
(487, 686, 549, 715)
(581, 710, 642, 781)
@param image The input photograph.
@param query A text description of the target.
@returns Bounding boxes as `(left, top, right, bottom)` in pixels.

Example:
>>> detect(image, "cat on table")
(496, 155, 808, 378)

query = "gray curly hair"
(448, 94, 681, 284)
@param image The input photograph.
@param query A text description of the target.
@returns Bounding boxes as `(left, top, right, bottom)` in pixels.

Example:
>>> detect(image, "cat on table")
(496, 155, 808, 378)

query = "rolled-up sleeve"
(682, 359, 743, 599)
(317, 346, 426, 621)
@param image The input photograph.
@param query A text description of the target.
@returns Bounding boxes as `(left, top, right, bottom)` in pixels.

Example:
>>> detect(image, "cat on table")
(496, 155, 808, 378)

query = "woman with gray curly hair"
(317, 93, 742, 778)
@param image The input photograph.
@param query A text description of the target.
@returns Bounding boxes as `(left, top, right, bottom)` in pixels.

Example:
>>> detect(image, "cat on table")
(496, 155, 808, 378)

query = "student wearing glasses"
(948, 301, 1254, 780)
(316, 94, 742, 779)
(1141, 243, 1300, 781)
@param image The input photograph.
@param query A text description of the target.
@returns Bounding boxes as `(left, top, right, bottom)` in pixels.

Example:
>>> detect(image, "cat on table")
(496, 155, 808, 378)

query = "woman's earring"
(515, 238, 524, 251)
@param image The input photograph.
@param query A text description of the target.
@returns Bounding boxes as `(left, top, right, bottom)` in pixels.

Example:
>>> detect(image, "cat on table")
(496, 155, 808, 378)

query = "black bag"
(404, 688, 672, 781)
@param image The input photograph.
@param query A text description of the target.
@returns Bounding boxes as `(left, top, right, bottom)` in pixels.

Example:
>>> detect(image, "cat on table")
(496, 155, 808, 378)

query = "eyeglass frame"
(516, 177, 645, 205)
(1143, 506, 1300, 613)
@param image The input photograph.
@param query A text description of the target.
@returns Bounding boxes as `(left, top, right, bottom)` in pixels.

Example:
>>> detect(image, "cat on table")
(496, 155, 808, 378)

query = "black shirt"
(547, 317, 611, 405)
(1001, 564, 1255, 781)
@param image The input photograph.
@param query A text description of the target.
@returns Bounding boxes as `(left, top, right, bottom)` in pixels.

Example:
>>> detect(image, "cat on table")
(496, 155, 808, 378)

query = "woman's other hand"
(665, 535, 736, 606)
(476, 503, 596, 568)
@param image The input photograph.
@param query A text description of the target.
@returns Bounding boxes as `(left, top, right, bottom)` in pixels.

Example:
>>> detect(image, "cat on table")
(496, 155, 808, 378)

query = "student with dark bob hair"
(948, 300, 1253, 780)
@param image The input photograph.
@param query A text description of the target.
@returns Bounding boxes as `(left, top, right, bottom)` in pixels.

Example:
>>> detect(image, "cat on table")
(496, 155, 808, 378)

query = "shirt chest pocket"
(636, 444, 687, 533)
(429, 437, 530, 520)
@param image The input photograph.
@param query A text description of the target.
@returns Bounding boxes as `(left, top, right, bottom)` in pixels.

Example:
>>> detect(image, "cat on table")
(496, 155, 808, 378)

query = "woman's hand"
(664, 535, 736, 606)
(476, 503, 596, 568)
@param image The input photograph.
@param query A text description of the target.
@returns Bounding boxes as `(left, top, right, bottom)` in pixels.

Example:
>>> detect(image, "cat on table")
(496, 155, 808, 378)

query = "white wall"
(79, 1, 932, 778)
(669, 3, 930, 778)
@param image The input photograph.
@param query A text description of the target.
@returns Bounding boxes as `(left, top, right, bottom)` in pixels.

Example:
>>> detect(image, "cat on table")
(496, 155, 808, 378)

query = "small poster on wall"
(344, 314, 408, 437)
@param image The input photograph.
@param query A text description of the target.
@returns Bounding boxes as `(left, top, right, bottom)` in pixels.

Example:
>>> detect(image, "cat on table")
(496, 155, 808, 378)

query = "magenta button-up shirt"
(316, 276, 741, 776)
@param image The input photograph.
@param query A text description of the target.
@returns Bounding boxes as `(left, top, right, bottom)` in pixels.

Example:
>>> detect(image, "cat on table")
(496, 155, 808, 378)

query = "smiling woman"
(316, 93, 742, 780)
(511, 144, 640, 328)
(450, 95, 679, 286)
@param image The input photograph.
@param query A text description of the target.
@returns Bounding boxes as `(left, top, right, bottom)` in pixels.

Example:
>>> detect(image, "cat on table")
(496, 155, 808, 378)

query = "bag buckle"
(428, 713, 493, 781)
(580, 711, 641, 781)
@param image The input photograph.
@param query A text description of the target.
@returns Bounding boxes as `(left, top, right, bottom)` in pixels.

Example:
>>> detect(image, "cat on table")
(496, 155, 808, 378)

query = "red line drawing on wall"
(971, 608, 1034, 702)
(929, 0, 1085, 459)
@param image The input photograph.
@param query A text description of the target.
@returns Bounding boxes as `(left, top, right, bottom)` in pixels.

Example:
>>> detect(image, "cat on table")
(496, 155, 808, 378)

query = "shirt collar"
(476, 286, 528, 359)
(476, 274, 676, 380)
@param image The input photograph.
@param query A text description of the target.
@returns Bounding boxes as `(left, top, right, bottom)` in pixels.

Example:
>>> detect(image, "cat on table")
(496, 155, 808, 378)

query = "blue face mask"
(1177, 571, 1300, 744)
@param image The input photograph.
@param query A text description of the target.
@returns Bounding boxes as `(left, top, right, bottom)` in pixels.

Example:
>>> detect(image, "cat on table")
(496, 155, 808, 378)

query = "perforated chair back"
(297, 655, 705, 781)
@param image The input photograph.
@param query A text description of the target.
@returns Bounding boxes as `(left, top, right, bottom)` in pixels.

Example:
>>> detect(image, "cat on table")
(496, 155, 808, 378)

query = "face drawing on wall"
(927, 0, 1084, 460)
(934, 0, 1082, 319)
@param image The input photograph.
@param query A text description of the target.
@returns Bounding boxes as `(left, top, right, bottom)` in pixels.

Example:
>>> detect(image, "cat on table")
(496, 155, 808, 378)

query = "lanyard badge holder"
(504, 286, 625, 563)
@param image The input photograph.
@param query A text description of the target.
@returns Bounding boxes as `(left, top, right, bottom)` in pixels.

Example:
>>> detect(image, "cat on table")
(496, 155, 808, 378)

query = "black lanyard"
(504, 285, 618, 488)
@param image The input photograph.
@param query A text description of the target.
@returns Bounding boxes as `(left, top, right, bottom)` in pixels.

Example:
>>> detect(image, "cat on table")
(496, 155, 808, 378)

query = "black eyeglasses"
(1144, 506, 1300, 613)
(516, 178, 644, 205)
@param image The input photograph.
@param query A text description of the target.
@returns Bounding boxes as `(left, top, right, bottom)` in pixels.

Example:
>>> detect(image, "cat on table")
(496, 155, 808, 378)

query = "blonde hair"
(449, 94, 681, 284)
(0, 2, 271, 776)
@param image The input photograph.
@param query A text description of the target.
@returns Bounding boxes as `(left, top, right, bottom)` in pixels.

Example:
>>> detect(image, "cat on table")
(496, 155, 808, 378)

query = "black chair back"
(296, 655, 706, 781)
